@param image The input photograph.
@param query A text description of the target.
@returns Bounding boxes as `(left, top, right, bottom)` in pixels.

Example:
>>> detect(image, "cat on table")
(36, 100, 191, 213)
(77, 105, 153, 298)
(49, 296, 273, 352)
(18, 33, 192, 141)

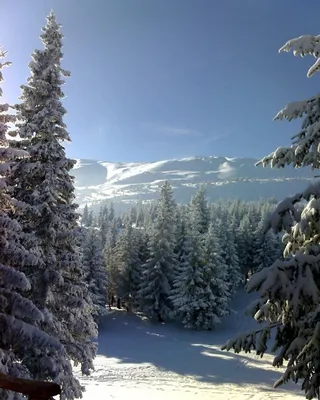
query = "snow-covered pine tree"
(236, 213, 256, 283)
(97, 204, 110, 245)
(174, 205, 189, 269)
(0, 46, 69, 400)
(82, 227, 108, 320)
(222, 34, 320, 399)
(108, 203, 115, 224)
(138, 180, 177, 321)
(129, 206, 137, 225)
(135, 203, 145, 227)
(203, 223, 231, 323)
(171, 218, 229, 330)
(190, 184, 209, 235)
(87, 208, 94, 226)
(136, 228, 149, 265)
(9, 13, 97, 399)
(113, 221, 142, 310)
(81, 204, 90, 227)
(104, 218, 119, 307)
(216, 212, 241, 294)
(253, 209, 281, 273)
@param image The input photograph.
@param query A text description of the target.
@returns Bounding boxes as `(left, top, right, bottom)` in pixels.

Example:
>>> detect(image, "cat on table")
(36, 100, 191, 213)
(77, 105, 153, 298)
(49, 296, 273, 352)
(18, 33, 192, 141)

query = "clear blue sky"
(0, 0, 319, 162)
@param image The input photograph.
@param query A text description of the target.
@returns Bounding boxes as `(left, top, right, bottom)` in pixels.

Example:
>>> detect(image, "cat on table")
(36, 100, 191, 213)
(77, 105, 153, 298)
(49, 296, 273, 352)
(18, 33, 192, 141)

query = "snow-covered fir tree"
(104, 218, 119, 307)
(222, 34, 320, 399)
(216, 211, 241, 293)
(189, 185, 209, 235)
(113, 221, 142, 310)
(0, 46, 69, 400)
(82, 227, 108, 320)
(136, 228, 150, 266)
(236, 213, 256, 283)
(171, 216, 229, 330)
(81, 204, 90, 227)
(9, 13, 97, 398)
(98, 204, 110, 245)
(138, 180, 177, 321)
(253, 210, 281, 273)
(203, 223, 231, 318)
(174, 205, 189, 269)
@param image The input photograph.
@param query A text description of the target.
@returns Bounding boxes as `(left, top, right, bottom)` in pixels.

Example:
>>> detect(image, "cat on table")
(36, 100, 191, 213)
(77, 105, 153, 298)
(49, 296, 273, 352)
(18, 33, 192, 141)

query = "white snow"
(279, 34, 320, 77)
(74, 290, 303, 399)
(72, 156, 315, 208)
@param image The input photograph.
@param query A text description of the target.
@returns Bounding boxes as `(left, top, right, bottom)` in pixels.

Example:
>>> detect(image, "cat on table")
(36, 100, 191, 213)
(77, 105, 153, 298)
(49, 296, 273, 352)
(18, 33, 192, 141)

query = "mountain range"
(72, 156, 316, 210)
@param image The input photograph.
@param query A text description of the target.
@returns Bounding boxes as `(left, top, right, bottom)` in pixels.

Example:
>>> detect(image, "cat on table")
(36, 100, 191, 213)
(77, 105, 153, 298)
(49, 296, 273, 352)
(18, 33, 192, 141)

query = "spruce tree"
(216, 213, 241, 294)
(190, 185, 209, 235)
(253, 211, 280, 273)
(82, 227, 108, 320)
(0, 46, 68, 400)
(9, 13, 97, 398)
(104, 219, 119, 306)
(171, 220, 229, 330)
(174, 205, 189, 271)
(114, 221, 142, 310)
(222, 34, 320, 399)
(98, 204, 109, 245)
(81, 204, 90, 227)
(138, 181, 177, 321)
(236, 214, 256, 283)
(204, 223, 231, 319)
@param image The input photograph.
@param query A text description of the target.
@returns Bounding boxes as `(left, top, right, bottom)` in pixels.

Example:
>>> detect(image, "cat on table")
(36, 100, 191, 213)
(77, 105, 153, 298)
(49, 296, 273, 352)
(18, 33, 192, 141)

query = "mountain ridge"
(72, 155, 315, 209)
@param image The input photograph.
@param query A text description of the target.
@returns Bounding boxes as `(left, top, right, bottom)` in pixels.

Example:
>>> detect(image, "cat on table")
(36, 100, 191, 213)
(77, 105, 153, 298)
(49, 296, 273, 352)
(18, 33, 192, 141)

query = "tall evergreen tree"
(216, 213, 241, 294)
(171, 222, 229, 330)
(0, 46, 68, 400)
(81, 204, 90, 226)
(190, 185, 209, 235)
(253, 211, 281, 273)
(223, 34, 320, 399)
(114, 222, 142, 310)
(174, 205, 189, 269)
(138, 181, 177, 321)
(82, 227, 108, 320)
(98, 204, 109, 245)
(9, 13, 97, 398)
(236, 213, 256, 283)
(104, 218, 120, 306)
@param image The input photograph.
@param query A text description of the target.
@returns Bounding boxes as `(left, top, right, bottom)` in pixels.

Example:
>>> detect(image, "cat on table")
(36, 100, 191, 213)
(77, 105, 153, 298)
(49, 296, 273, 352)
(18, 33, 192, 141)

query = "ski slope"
(75, 290, 303, 399)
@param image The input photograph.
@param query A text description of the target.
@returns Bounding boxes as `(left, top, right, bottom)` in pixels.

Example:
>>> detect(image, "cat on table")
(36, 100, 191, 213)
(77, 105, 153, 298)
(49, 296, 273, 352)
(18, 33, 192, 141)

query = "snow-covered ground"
(75, 291, 303, 399)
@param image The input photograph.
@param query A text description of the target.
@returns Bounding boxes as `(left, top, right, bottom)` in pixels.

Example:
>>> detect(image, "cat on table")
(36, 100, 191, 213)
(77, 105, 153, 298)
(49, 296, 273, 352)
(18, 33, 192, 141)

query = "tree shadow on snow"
(97, 309, 299, 394)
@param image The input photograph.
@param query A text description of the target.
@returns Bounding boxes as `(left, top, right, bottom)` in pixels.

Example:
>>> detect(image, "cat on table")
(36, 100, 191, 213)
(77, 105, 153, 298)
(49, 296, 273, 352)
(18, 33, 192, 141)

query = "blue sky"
(0, 0, 319, 162)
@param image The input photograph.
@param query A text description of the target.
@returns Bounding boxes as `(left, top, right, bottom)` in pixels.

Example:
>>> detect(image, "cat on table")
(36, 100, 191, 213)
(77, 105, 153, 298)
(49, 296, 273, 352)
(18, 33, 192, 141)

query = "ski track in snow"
(74, 291, 304, 399)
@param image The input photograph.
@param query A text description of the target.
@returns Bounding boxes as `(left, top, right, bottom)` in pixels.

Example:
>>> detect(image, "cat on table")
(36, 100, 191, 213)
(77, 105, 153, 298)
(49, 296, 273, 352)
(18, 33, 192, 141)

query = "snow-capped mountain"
(73, 156, 315, 209)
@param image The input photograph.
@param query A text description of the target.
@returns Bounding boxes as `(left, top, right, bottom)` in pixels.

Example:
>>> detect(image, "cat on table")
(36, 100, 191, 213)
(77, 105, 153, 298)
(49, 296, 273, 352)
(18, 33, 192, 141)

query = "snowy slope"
(74, 290, 303, 399)
(72, 156, 315, 208)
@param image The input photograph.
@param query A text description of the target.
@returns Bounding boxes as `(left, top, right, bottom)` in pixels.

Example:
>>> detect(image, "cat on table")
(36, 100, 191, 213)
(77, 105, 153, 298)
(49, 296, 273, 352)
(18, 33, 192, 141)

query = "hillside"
(72, 156, 315, 209)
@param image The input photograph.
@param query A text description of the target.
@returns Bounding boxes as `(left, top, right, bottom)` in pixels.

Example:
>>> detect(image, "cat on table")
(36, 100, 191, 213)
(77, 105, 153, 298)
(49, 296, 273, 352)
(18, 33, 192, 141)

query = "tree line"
(81, 184, 282, 329)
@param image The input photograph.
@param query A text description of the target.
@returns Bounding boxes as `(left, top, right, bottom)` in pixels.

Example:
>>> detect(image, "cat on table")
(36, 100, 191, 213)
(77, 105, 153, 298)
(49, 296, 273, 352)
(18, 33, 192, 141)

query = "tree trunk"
(0, 371, 61, 399)
(117, 297, 121, 309)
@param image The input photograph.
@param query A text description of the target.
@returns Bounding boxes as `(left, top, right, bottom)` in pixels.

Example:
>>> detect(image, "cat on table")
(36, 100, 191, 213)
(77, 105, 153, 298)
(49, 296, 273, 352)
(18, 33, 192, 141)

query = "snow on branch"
(273, 96, 320, 122)
(255, 35, 320, 171)
(259, 180, 320, 239)
(279, 34, 320, 77)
